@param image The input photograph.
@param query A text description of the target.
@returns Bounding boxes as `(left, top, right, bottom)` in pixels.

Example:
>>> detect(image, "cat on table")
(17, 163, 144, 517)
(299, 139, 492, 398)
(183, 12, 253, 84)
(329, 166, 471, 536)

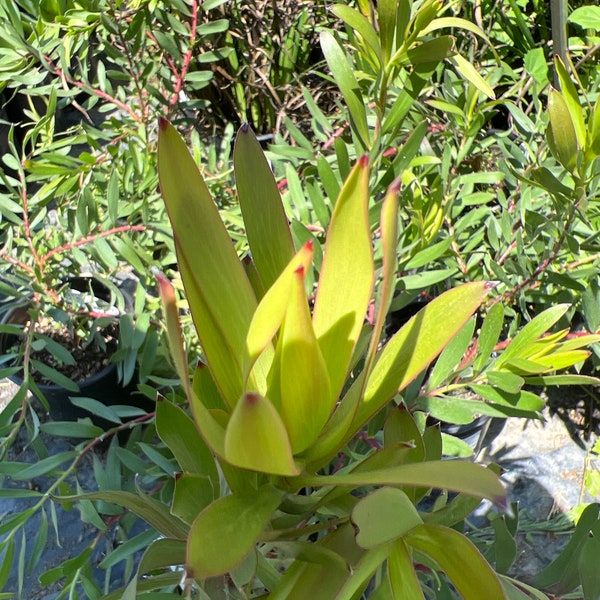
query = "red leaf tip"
(359, 154, 369, 168)
(388, 176, 402, 194)
(245, 392, 260, 406)
(158, 116, 168, 131)
(304, 239, 314, 251)
(294, 265, 306, 277)
(240, 122, 250, 133)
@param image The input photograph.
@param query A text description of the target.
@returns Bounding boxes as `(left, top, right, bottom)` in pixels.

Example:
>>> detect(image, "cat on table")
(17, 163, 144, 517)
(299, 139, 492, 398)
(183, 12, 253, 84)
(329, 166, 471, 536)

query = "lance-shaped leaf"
(244, 241, 314, 382)
(320, 30, 370, 151)
(313, 155, 373, 401)
(187, 485, 283, 580)
(234, 124, 295, 291)
(388, 539, 425, 599)
(158, 118, 257, 406)
(357, 282, 491, 429)
(224, 392, 299, 476)
(279, 265, 332, 454)
(156, 399, 219, 493)
(302, 460, 506, 508)
(352, 487, 423, 548)
(554, 56, 586, 149)
(493, 304, 569, 368)
(406, 524, 508, 600)
(547, 90, 579, 173)
(363, 178, 401, 385)
(155, 270, 193, 400)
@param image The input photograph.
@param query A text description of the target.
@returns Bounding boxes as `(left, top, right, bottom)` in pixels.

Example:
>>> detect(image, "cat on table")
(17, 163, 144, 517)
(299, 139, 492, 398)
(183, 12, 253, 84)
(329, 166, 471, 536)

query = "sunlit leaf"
(233, 124, 295, 291)
(279, 266, 332, 454)
(158, 118, 257, 406)
(360, 282, 491, 425)
(313, 155, 373, 400)
(303, 460, 506, 508)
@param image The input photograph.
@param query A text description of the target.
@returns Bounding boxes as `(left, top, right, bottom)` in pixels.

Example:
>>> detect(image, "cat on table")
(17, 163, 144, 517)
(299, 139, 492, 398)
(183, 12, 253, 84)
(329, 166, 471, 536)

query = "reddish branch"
(41, 224, 146, 262)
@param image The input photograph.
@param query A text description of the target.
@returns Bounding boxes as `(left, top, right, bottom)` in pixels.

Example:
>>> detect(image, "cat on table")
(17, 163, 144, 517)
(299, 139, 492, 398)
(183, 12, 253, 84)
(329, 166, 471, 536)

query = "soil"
(19, 317, 119, 385)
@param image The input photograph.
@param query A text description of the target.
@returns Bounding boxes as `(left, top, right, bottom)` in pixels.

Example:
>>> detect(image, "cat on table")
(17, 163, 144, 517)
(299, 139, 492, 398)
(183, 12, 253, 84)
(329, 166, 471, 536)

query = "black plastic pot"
(0, 276, 147, 429)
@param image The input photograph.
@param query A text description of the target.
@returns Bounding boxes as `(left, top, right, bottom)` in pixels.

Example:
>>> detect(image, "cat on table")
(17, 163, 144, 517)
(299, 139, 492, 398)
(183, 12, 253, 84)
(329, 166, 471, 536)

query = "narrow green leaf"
(334, 544, 392, 600)
(186, 486, 283, 580)
(422, 17, 500, 64)
(405, 524, 507, 599)
(155, 271, 193, 400)
(156, 399, 219, 491)
(534, 504, 600, 592)
(486, 371, 525, 394)
(352, 487, 423, 548)
(39, 421, 104, 438)
(107, 169, 119, 226)
(224, 392, 299, 475)
(313, 155, 373, 401)
(554, 56, 586, 149)
(320, 30, 370, 150)
(364, 179, 401, 385)
(138, 538, 187, 574)
(427, 317, 476, 391)
(547, 90, 579, 173)
(331, 4, 382, 63)
(70, 396, 122, 424)
(451, 54, 495, 99)
(377, 0, 397, 63)
(388, 539, 425, 599)
(303, 460, 506, 508)
(233, 124, 295, 291)
(494, 304, 569, 368)
(53, 490, 189, 540)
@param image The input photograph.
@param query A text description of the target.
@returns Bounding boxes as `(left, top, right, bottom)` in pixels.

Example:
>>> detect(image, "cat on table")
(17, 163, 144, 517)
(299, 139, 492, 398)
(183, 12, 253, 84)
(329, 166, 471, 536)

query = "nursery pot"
(0, 276, 146, 429)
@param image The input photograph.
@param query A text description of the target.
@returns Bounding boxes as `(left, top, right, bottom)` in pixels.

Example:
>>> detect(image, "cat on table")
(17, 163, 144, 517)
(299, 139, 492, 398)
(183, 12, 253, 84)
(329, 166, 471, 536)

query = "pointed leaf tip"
(158, 116, 168, 131)
(389, 176, 402, 193)
(241, 122, 250, 133)
(245, 392, 259, 406)
(359, 154, 369, 167)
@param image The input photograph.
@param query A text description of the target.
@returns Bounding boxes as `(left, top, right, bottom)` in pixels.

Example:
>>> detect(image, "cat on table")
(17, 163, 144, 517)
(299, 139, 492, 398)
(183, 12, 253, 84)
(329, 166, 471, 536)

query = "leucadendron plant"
(135, 118, 512, 600)
(68, 114, 600, 599)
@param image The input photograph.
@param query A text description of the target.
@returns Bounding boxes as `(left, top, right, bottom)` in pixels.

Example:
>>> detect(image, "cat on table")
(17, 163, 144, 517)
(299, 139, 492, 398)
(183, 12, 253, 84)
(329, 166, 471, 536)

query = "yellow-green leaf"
(547, 89, 579, 173)
(360, 282, 490, 425)
(554, 56, 586, 149)
(158, 119, 257, 406)
(279, 266, 332, 454)
(233, 124, 295, 291)
(224, 392, 299, 475)
(302, 460, 506, 508)
(187, 486, 283, 580)
(155, 270, 192, 400)
(388, 539, 426, 599)
(405, 524, 508, 600)
(313, 155, 373, 401)
(244, 241, 314, 382)
(451, 54, 495, 99)
(363, 178, 401, 384)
